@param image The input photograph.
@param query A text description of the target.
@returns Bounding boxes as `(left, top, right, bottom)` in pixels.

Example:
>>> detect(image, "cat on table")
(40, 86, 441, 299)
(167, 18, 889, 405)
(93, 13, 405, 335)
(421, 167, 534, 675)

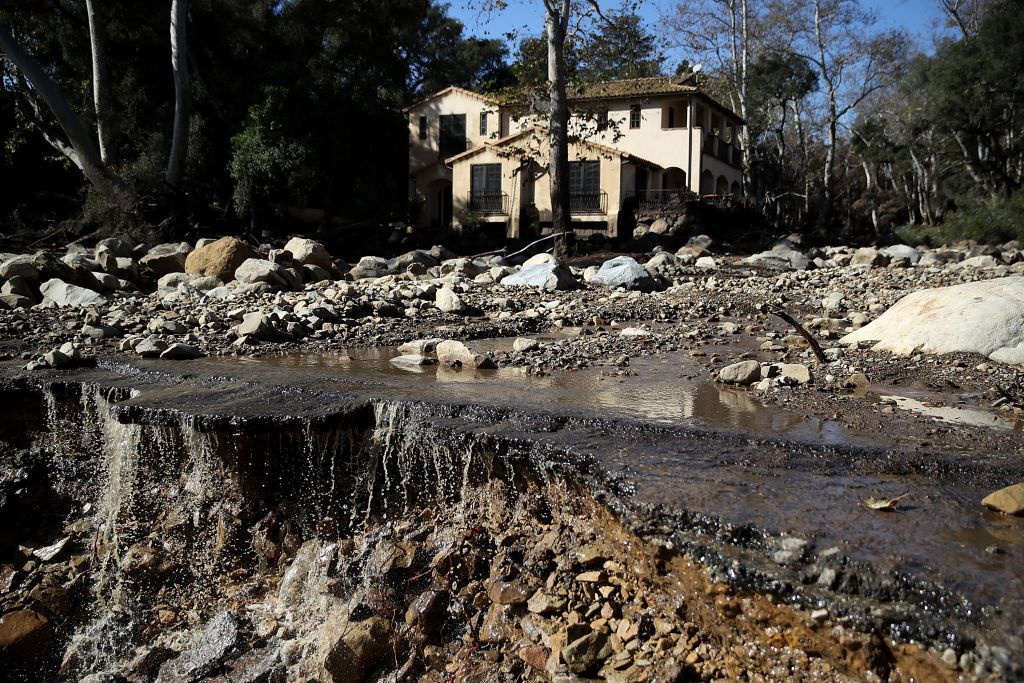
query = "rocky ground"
(1, 233, 1022, 454)
(1, 233, 1024, 680)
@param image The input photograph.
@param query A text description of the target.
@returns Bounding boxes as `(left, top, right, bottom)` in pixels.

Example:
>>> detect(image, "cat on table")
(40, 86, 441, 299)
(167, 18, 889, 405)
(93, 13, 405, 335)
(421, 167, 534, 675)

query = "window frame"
(470, 163, 502, 196)
(479, 111, 488, 136)
(418, 115, 427, 140)
(629, 105, 641, 129)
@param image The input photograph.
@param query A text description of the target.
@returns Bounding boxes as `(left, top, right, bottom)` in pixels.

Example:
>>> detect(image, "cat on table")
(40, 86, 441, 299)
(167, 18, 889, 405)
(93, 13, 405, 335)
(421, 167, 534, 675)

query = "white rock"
(839, 277, 1024, 364)
(39, 279, 108, 308)
(717, 360, 761, 385)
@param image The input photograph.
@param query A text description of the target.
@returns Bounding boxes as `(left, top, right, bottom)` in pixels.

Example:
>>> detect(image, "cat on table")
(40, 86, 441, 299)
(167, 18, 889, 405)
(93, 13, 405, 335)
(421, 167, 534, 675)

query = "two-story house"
(405, 74, 744, 238)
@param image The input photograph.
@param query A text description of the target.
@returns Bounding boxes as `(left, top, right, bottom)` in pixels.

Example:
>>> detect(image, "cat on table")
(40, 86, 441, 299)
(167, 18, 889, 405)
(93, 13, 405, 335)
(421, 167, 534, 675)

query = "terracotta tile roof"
(567, 75, 699, 100)
(402, 85, 498, 113)
(442, 128, 535, 165)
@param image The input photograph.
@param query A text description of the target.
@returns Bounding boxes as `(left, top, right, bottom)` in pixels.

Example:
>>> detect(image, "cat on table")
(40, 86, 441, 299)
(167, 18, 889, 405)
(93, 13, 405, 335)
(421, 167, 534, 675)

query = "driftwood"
(770, 307, 828, 363)
(505, 231, 573, 262)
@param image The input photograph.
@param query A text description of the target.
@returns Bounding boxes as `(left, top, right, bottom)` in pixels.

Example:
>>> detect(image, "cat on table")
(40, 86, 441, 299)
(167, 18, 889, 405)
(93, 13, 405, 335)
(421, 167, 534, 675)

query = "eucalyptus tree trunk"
(813, 0, 837, 227)
(166, 0, 191, 191)
(0, 24, 136, 213)
(545, 0, 572, 257)
(727, 0, 752, 193)
(85, 0, 115, 164)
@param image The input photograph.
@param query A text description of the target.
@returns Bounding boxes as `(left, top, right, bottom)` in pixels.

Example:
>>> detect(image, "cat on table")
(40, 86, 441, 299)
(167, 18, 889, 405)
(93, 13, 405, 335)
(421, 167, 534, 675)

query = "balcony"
(622, 189, 697, 212)
(570, 191, 608, 215)
(468, 192, 508, 215)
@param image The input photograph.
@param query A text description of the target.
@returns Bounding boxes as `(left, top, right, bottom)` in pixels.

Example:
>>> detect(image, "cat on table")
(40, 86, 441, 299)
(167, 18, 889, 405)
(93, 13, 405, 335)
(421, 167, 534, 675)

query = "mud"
(0, 352, 1021, 680)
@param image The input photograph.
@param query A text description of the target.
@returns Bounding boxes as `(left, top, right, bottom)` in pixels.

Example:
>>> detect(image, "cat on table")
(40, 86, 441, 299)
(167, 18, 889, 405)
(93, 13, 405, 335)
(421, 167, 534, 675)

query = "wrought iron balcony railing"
(570, 191, 608, 215)
(468, 192, 508, 214)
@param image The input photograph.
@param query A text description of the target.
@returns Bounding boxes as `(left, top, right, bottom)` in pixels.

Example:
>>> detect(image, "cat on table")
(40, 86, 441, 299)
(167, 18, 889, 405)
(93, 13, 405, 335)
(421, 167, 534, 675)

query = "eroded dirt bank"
(0, 361, 1020, 681)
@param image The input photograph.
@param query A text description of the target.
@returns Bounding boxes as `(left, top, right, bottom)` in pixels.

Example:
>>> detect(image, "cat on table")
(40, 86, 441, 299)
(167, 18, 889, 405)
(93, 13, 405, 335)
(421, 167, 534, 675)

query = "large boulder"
(839, 277, 1024, 364)
(881, 244, 921, 265)
(284, 237, 334, 270)
(39, 279, 108, 308)
(849, 246, 889, 267)
(234, 258, 289, 289)
(140, 242, 191, 276)
(435, 340, 496, 369)
(185, 237, 257, 282)
(717, 360, 761, 385)
(349, 256, 390, 280)
(0, 255, 40, 281)
(589, 256, 659, 291)
(387, 250, 438, 273)
(741, 244, 810, 271)
(959, 254, 1002, 269)
(500, 261, 580, 291)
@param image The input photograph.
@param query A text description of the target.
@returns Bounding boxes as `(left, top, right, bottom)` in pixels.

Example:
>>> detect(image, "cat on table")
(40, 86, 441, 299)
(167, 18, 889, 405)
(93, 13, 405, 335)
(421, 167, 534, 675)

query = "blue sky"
(448, 0, 950, 68)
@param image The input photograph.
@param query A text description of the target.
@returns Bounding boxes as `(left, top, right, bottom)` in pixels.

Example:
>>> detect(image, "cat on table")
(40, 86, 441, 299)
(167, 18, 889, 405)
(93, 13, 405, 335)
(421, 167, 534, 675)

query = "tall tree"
(577, 11, 661, 81)
(769, 0, 908, 227)
(0, 23, 136, 213)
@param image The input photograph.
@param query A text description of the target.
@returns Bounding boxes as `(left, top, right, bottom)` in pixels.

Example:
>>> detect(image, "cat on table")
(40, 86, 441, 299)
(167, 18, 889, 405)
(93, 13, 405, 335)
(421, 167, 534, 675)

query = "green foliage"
(939, 190, 1024, 244)
(576, 12, 662, 81)
(229, 89, 312, 221)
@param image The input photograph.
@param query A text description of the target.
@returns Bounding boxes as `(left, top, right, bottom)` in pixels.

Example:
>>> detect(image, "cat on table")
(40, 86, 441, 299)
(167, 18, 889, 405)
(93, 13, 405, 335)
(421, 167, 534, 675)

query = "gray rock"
(589, 256, 658, 292)
(644, 252, 678, 273)
(561, 630, 611, 674)
(512, 337, 539, 352)
(135, 336, 168, 358)
(435, 340, 496, 369)
(140, 242, 191, 276)
(741, 244, 810, 271)
(387, 250, 438, 273)
(0, 293, 32, 310)
(39, 279, 108, 308)
(648, 218, 670, 235)
(718, 360, 761, 385)
(435, 286, 469, 314)
(389, 354, 438, 368)
(500, 262, 580, 291)
(2, 276, 37, 301)
(237, 312, 292, 342)
(82, 323, 121, 340)
(284, 237, 334, 270)
(95, 237, 133, 258)
(960, 254, 1001, 269)
(881, 244, 921, 265)
(695, 255, 717, 269)
(0, 255, 40, 281)
(850, 246, 890, 267)
(349, 256, 390, 279)
(233, 258, 289, 289)
(159, 343, 203, 360)
(398, 338, 443, 355)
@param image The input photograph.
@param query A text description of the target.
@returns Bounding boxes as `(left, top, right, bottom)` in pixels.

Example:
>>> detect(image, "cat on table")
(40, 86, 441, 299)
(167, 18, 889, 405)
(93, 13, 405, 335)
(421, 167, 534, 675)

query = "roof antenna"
(692, 63, 703, 74)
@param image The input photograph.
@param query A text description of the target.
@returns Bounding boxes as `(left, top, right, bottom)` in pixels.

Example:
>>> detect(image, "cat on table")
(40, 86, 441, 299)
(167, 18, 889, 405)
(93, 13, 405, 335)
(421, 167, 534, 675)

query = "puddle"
(870, 393, 1021, 431)
(215, 346, 871, 447)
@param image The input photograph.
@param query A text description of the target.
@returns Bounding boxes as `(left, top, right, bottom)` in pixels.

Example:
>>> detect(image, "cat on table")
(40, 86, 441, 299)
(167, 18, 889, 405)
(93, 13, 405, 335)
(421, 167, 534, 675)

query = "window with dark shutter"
(418, 115, 427, 140)
(470, 163, 503, 212)
(629, 105, 641, 129)
(439, 114, 467, 158)
(569, 160, 601, 212)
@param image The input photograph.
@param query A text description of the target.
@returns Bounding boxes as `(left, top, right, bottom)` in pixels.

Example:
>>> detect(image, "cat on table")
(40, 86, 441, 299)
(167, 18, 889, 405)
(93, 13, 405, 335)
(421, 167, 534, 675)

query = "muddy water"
(215, 345, 875, 446)
(83, 347, 1023, 618)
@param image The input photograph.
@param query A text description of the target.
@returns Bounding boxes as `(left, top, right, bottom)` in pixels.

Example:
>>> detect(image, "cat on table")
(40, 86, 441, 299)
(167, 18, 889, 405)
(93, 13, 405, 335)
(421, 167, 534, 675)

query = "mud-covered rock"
(185, 237, 257, 282)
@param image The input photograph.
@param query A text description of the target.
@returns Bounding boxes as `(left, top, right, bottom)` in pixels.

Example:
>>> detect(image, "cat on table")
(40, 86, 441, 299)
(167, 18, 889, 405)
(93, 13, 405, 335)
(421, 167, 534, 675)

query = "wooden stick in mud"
(770, 307, 828, 364)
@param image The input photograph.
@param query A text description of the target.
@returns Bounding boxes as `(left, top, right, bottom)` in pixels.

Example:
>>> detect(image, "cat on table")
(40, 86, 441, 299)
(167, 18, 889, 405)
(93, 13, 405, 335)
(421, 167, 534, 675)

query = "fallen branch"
(770, 307, 828, 364)
(505, 231, 573, 262)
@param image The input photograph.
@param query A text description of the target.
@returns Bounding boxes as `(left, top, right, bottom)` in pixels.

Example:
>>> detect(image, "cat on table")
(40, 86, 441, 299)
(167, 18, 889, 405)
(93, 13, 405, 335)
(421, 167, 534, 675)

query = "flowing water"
(2, 350, 1022, 679)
